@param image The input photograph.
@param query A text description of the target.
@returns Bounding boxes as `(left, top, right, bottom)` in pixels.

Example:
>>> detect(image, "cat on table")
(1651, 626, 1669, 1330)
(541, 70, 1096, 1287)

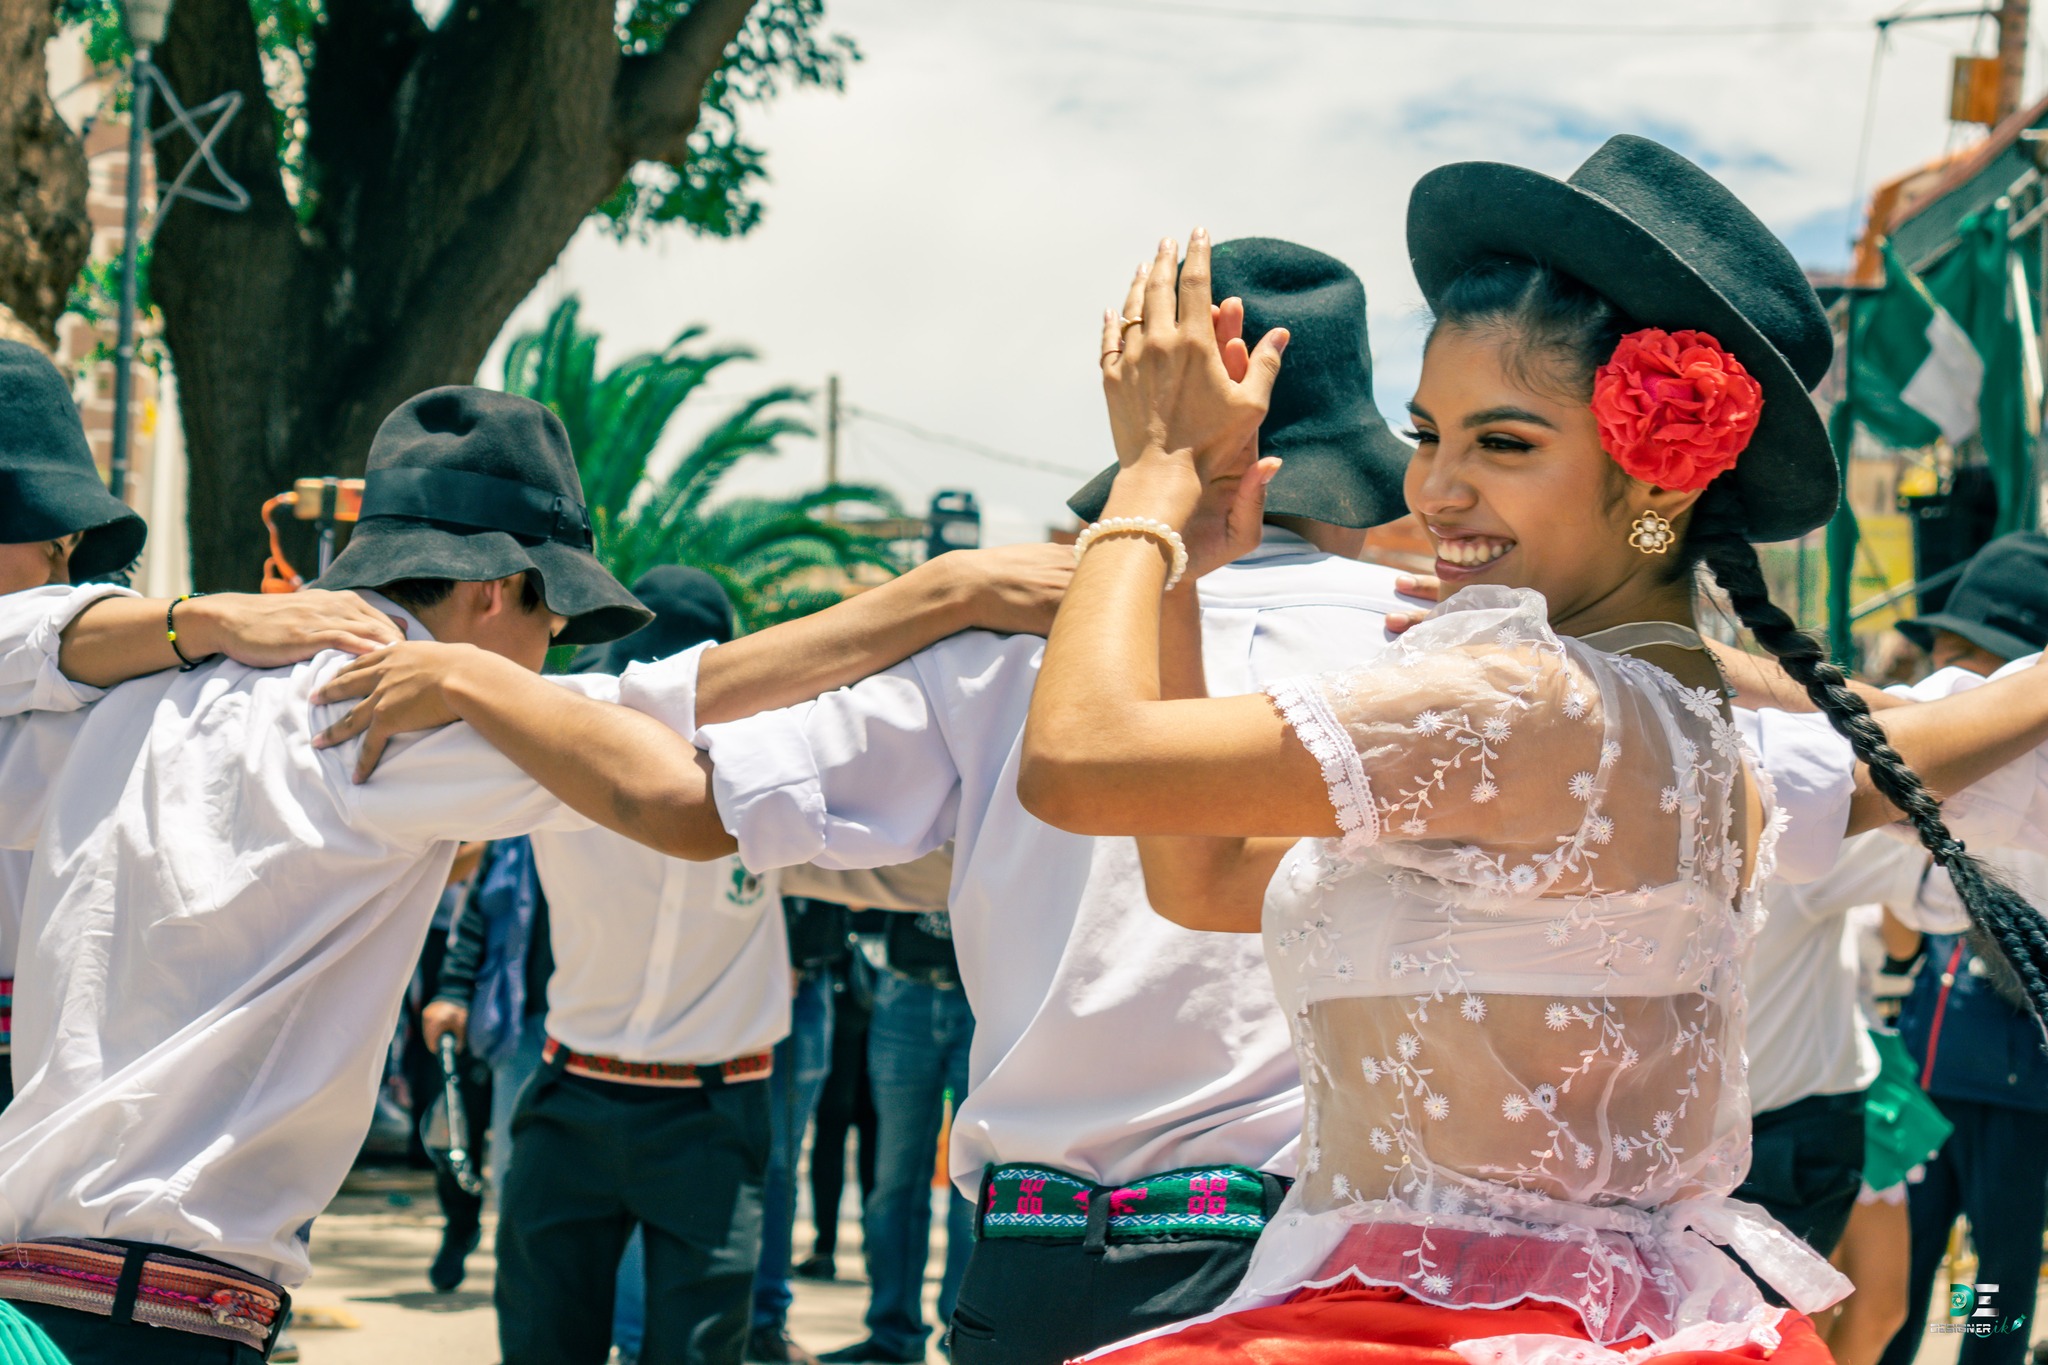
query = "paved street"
(285, 1166, 950, 1364)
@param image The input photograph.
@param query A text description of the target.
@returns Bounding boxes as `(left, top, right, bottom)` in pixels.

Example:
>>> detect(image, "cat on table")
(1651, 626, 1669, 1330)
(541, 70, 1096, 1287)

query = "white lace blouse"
(1128, 588, 1851, 1364)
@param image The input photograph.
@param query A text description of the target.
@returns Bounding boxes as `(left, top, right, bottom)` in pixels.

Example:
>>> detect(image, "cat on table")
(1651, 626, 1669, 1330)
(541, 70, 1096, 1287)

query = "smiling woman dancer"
(1018, 136, 2048, 1365)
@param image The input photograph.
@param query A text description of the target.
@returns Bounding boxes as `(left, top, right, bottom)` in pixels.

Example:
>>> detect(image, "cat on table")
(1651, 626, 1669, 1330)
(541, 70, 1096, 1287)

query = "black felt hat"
(571, 565, 734, 677)
(1898, 531, 2048, 661)
(0, 341, 146, 580)
(317, 387, 651, 645)
(1068, 238, 1411, 530)
(1407, 134, 1838, 544)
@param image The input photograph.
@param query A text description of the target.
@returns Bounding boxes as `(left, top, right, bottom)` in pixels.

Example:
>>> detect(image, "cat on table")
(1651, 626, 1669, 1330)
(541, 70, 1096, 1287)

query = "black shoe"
(818, 1340, 925, 1364)
(792, 1251, 837, 1281)
(428, 1220, 481, 1293)
(745, 1325, 819, 1364)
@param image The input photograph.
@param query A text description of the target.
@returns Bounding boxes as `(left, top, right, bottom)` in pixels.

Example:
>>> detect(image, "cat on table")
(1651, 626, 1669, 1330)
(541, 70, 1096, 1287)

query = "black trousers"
(1877, 1096, 2048, 1365)
(808, 966, 876, 1258)
(947, 1235, 1258, 1365)
(496, 1066, 770, 1365)
(8, 1301, 269, 1363)
(1732, 1089, 1867, 1258)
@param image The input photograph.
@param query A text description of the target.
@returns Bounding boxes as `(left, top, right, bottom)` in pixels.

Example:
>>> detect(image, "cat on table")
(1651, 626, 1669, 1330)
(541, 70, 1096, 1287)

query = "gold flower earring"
(1627, 509, 1674, 555)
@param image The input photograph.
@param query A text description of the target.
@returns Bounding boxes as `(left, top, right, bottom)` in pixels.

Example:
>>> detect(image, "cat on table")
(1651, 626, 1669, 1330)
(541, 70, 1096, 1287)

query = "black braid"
(1683, 486, 2048, 1026)
(1431, 255, 2048, 1027)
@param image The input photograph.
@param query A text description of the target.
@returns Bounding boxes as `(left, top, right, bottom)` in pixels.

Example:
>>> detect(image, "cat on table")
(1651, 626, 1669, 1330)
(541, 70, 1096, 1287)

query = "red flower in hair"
(1589, 328, 1763, 491)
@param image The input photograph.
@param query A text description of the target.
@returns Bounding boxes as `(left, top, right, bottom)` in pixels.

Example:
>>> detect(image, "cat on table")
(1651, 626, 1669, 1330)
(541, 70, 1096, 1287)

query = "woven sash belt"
(0, 1238, 287, 1353)
(542, 1037, 774, 1088)
(975, 1162, 1289, 1249)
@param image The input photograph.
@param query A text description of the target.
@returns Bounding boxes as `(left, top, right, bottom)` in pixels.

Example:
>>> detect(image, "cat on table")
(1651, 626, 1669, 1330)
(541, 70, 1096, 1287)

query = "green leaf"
(500, 296, 905, 631)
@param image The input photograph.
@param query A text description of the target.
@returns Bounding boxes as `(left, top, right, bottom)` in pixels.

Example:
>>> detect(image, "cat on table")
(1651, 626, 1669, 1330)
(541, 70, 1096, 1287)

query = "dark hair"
(378, 571, 544, 616)
(1432, 258, 2048, 1024)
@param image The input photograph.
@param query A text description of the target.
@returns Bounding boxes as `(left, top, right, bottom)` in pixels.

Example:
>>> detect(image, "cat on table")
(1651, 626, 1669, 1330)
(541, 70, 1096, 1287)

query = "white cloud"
(487, 0, 2013, 543)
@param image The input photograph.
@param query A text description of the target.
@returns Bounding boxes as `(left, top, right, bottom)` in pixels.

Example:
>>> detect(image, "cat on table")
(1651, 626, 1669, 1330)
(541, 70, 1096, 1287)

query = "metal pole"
(824, 374, 840, 488)
(110, 51, 154, 502)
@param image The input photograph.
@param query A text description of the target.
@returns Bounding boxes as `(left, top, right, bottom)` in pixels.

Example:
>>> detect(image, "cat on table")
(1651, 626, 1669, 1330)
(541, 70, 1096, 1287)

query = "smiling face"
(1405, 327, 1701, 634)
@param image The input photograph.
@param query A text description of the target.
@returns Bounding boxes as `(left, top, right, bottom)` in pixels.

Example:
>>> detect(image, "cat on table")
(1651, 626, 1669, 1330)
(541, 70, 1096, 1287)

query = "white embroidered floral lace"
(1132, 588, 1849, 1365)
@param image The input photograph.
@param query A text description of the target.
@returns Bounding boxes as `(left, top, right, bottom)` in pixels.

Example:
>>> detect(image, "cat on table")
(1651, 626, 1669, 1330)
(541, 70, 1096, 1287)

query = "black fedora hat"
(0, 341, 146, 580)
(1069, 238, 1411, 530)
(571, 565, 734, 677)
(317, 387, 651, 645)
(1407, 134, 1837, 544)
(1899, 531, 2048, 661)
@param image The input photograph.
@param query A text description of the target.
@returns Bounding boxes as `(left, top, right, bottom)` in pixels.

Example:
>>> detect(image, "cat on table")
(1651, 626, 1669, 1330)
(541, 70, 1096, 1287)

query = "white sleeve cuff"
(0, 583, 138, 716)
(699, 709, 830, 871)
(617, 641, 715, 744)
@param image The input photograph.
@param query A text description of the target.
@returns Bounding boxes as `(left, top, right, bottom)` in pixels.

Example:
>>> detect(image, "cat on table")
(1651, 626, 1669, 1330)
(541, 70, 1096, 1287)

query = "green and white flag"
(1851, 241, 1984, 449)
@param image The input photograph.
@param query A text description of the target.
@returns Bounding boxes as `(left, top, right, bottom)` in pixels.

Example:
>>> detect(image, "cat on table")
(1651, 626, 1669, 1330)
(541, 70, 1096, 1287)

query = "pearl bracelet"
(1072, 516, 1189, 590)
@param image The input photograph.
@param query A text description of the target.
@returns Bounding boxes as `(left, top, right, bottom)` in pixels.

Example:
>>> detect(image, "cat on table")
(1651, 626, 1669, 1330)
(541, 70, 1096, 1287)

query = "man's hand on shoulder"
(312, 640, 504, 782)
(174, 590, 403, 667)
(938, 543, 1074, 637)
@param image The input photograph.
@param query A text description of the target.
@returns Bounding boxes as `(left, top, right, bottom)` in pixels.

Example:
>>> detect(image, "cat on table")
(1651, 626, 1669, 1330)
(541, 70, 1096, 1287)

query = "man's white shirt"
(530, 831, 791, 1064)
(0, 589, 599, 1285)
(621, 527, 1411, 1197)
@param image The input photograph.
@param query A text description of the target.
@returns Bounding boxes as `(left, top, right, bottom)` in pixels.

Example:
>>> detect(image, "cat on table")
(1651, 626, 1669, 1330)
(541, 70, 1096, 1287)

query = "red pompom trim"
(1589, 328, 1763, 491)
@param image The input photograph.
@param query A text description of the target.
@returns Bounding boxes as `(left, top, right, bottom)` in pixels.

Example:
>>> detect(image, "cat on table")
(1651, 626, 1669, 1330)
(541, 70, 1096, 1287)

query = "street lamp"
(107, 0, 173, 501)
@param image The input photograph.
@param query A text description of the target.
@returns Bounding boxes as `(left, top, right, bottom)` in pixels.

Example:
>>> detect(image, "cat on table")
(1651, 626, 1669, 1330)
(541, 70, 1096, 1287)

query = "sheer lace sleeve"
(1267, 586, 1692, 899)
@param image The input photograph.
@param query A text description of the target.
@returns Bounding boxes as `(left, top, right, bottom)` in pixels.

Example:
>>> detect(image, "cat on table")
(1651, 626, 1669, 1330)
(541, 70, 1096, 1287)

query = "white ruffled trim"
(1268, 677, 1379, 856)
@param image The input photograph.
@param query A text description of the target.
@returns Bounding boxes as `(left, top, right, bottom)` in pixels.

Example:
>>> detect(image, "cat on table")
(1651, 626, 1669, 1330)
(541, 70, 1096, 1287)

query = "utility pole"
(1999, 0, 2031, 122)
(824, 374, 840, 488)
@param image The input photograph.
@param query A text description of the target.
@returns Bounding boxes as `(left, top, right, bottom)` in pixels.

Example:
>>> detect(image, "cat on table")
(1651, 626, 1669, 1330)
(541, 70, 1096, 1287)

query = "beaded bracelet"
(1073, 516, 1190, 591)
(166, 592, 209, 671)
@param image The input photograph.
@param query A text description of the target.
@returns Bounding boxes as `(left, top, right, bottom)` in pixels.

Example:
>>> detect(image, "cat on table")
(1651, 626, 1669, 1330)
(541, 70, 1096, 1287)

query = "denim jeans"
(752, 969, 835, 1329)
(861, 971, 975, 1356)
(490, 1013, 649, 1360)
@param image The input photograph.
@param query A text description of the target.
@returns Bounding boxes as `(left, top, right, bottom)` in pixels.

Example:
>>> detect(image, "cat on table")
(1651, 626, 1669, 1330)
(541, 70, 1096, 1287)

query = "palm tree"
(499, 296, 904, 632)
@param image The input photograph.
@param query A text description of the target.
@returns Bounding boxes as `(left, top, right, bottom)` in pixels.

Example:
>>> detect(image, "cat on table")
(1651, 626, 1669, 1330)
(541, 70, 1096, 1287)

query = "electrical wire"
(843, 405, 1100, 479)
(1019, 0, 1867, 38)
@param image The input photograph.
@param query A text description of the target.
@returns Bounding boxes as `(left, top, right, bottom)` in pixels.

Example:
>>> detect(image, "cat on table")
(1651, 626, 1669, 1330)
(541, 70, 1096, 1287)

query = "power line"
(843, 405, 1101, 479)
(1020, 0, 1870, 37)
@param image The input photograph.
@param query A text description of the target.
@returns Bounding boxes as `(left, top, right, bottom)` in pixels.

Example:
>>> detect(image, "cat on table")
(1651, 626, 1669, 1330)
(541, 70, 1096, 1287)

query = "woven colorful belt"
(977, 1163, 1282, 1243)
(0, 1238, 286, 1353)
(0, 975, 13, 1051)
(543, 1037, 773, 1088)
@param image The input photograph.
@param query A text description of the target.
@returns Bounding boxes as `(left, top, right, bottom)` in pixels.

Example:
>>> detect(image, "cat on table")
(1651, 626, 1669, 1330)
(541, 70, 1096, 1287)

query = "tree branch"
(613, 0, 758, 165)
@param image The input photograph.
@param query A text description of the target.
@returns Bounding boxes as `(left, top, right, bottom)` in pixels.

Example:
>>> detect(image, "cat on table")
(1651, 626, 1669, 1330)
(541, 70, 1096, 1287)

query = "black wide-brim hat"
(0, 341, 147, 580)
(1407, 134, 1838, 544)
(1899, 530, 2048, 661)
(1069, 237, 1411, 530)
(317, 387, 651, 646)
(571, 564, 735, 677)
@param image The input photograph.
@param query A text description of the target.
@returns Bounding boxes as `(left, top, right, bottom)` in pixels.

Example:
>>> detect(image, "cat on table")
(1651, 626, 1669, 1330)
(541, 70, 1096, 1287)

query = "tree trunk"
(0, 0, 90, 349)
(151, 0, 758, 590)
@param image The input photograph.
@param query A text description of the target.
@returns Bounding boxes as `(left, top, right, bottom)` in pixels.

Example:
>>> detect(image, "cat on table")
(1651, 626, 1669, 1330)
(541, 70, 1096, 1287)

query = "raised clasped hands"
(1098, 230, 1289, 575)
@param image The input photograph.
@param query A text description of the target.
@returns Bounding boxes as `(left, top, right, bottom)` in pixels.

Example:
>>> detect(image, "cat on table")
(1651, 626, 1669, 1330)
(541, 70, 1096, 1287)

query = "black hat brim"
(1066, 425, 1414, 529)
(315, 522, 653, 646)
(1896, 612, 2037, 662)
(1406, 162, 1838, 544)
(0, 469, 147, 581)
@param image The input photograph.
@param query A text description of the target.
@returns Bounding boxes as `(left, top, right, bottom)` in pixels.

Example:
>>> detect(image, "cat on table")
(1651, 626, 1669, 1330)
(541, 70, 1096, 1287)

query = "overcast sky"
(484, 0, 2031, 545)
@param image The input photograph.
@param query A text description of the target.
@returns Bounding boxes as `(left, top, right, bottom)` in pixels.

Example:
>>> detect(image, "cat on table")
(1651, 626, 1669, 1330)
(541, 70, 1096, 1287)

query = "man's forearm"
(444, 656, 736, 860)
(693, 557, 980, 726)
(55, 595, 190, 688)
(1849, 668, 2048, 833)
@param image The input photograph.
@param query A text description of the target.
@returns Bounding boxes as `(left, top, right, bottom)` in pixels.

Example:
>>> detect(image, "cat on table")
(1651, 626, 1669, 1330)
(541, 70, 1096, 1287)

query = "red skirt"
(1081, 1281, 1833, 1365)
